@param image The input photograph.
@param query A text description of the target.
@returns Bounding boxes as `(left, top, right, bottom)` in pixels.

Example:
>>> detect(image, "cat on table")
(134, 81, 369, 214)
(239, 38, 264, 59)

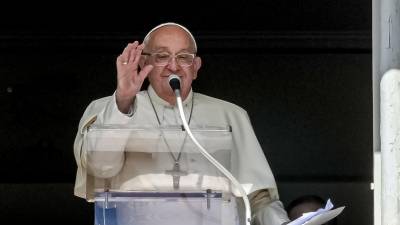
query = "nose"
(166, 56, 179, 71)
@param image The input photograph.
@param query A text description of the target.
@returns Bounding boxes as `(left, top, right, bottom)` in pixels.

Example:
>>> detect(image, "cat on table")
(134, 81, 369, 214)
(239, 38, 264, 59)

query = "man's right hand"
(115, 41, 154, 114)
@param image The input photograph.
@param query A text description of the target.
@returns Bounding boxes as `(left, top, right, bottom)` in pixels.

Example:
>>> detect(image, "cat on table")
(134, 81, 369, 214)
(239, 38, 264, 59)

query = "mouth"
(163, 73, 182, 78)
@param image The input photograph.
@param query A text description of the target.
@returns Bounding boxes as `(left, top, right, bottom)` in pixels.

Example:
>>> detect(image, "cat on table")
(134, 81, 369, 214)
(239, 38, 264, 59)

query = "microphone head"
(168, 74, 181, 91)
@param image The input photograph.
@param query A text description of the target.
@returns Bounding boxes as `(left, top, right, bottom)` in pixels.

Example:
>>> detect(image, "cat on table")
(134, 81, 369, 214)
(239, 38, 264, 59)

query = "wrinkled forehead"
(143, 22, 197, 52)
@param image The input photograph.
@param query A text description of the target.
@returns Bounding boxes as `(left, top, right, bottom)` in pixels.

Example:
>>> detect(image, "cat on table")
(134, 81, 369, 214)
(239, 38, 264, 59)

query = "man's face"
(141, 26, 201, 104)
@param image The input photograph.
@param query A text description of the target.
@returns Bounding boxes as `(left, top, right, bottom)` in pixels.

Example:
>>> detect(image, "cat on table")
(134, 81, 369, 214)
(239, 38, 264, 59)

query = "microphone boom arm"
(168, 74, 252, 225)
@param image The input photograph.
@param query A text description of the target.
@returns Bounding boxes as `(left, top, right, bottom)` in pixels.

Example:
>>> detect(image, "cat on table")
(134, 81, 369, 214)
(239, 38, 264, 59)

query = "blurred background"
(0, 1, 371, 225)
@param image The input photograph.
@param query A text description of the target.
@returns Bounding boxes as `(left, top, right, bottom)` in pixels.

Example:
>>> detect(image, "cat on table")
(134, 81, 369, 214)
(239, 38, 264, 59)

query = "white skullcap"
(143, 22, 197, 52)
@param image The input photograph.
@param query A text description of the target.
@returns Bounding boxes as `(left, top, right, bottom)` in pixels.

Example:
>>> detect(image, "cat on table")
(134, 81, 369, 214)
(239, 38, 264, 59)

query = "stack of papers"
(287, 199, 345, 225)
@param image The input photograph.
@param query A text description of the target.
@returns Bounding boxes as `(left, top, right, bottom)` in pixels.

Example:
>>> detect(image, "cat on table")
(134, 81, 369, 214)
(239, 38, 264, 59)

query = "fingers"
(138, 64, 154, 80)
(117, 42, 137, 65)
(130, 43, 144, 67)
(116, 41, 146, 81)
(129, 42, 144, 64)
(117, 41, 145, 66)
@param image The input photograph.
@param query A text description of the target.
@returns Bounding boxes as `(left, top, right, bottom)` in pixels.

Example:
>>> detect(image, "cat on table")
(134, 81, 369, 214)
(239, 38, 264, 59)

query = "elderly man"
(73, 22, 290, 225)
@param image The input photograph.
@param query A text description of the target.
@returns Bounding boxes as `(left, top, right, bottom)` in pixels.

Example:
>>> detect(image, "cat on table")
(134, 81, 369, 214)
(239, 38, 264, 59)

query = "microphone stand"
(169, 75, 252, 225)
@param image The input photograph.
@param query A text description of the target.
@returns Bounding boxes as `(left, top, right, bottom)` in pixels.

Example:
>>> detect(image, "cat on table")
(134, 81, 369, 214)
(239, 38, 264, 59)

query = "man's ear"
(192, 56, 202, 80)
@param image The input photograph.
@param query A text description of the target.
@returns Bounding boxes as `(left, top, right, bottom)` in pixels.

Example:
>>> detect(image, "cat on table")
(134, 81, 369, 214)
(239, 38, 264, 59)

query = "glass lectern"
(84, 124, 244, 225)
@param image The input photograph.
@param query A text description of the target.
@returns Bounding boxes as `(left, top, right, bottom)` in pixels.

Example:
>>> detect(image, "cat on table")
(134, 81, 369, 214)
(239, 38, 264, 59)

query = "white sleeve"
(80, 92, 136, 178)
(74, 92, 138, 198)
(252, 200, 290, 225)
(249, 189, 290, 225)
(98, 91, 136, 124)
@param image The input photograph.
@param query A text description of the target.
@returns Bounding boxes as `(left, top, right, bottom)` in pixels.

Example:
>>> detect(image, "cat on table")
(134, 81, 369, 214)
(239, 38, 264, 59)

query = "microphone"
(168, 74, 181, 92)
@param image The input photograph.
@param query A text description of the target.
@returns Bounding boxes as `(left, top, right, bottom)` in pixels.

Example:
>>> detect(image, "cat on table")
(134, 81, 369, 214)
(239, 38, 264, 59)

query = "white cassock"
(73, 85, 290, 225)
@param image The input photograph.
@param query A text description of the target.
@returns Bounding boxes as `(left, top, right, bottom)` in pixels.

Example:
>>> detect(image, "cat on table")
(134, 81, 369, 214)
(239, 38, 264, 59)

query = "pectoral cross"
(165, 162, 188, 189)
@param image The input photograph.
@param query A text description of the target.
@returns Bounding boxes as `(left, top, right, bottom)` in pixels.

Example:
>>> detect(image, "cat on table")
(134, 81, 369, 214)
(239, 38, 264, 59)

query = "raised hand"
(115, 41, 153, 113)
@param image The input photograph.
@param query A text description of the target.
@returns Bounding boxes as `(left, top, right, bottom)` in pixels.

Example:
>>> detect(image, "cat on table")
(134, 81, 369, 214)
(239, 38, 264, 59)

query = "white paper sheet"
(287, 199, 345, 225)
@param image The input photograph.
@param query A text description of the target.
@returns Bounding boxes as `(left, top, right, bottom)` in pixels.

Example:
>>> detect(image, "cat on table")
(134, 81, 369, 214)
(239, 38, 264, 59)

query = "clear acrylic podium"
(84, 124, 244, 225)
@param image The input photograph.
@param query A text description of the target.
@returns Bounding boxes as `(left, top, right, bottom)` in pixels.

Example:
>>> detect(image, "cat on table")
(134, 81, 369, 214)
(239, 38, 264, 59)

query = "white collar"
(147, 85, 193, 107)
(147, 85, 194, 125)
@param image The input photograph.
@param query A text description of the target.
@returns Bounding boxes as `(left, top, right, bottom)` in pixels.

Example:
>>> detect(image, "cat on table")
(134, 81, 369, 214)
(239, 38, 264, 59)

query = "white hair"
(143, 22, 197, 52)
